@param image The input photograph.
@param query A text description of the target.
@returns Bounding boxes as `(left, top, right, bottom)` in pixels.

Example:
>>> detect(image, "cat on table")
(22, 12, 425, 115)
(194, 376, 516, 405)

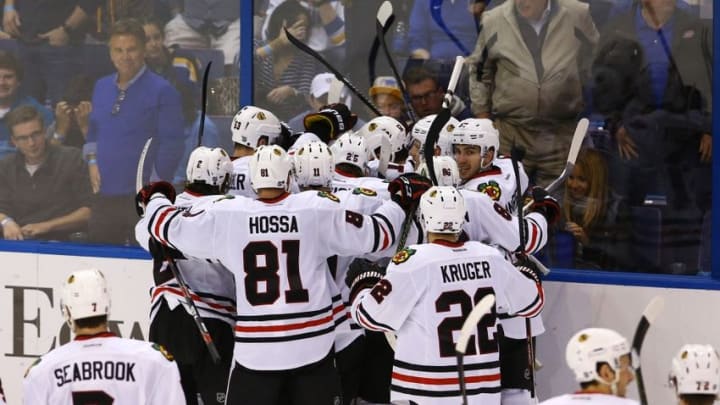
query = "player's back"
(228, 156, 257, 198)
(23, 334, 183, 404)
(540, 393, 640, 405)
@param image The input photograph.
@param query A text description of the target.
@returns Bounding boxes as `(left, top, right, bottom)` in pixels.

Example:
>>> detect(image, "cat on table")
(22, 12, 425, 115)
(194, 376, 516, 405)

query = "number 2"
(435, 287, 497, 357)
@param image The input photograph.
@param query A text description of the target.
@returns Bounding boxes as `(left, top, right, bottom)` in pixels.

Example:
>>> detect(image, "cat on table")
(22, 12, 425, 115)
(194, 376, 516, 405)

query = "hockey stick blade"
(368, 6, 395, 84)
(285, 28, 382, 116)
(376, 10, 418, 123)
(378, 131, 392, 178)
(135, 137, 153, 192)
(523, 117, 588, 211)
(444, 56, 465, 109)
(197, 61, 212, 148)
(632, 296, 664, 405)
(455, 294, 495, 405)
(377, 0, 393, 26)
(327, 77, 343, 104)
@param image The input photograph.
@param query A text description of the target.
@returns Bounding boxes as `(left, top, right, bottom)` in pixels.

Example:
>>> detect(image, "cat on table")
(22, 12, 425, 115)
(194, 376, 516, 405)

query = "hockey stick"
(429, 0, 471, 56)
(522, 118, 589, 212)
(285, 28, 382, 116)
(197, 61, 212, 148)
(455, 294, 496, 405)
(375, 1, 418, 123)
(510, 146, 537, 399)
(369, 1, 395, 85)
(632, 296, 665, 405)
(135, 140, 222, 365)
(327, 76, 343, 104)
(424, 55, 465, 185)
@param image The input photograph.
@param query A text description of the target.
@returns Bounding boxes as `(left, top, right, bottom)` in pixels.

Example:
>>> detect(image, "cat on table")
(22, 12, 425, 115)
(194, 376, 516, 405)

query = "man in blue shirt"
(84, 19, 185, 245)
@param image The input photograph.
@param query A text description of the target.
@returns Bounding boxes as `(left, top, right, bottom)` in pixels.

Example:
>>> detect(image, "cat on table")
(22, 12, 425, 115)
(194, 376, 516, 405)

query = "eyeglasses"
(12, 131, 44, 143)
(111, 89, 127, 115)
(410, 88, 440, 103)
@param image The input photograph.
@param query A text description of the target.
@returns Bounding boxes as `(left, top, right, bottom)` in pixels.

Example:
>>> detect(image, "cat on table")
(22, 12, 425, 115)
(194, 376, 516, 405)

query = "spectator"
(2, 0, 99, 106)
(467, 0, 598, 189)
(368, 76, 409, 124)
(142, 18, 220, 185)
(49, 74, 93, 149)
(0, 51, 53, 160)
(592, 0, 711, 273)
(404, 65, 472, 120)
(87, 0, 155, 42)
(163, 0, 240, 73)
(407, 0, 479, 60)
(0, 105, 91, 241)
(84, 18, 184, 245)
(561, 148, 630, 270)
(262, 0, 346, 65)
(255, 0, 321, 120)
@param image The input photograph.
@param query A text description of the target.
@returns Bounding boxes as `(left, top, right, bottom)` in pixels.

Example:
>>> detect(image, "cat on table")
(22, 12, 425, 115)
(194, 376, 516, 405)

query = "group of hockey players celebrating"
(20, 103, 720, 405)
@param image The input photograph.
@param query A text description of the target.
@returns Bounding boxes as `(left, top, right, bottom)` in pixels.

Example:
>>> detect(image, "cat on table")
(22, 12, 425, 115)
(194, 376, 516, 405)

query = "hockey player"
(359, 116, 414, 179)
(540, 328, 638, 405)
(453, 118, 529, 214)
(23, 269, 185, 404)
(347, 186, 545, 405)
(409, 114, 459, 166)
(136, 146, 236, 405)
(332, 132, 390, 199)
(135, 145, 432, 405)
(228, 105, 283, 198)
(669, 344, 720, 405)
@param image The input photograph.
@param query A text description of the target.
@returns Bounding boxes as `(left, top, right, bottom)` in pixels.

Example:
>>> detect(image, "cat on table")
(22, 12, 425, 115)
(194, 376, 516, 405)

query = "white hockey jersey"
(137, 190, 405, 370)
(228, 156, 257, 199)
(136, 191, 237, 327)
(23, 333, 184, 405)
(367, 159, 415, 180)
(350, 240, 544, 405)
(460, 156, 529, 214)
(540, 393, 640, 405)
(332, 169, 391, 200)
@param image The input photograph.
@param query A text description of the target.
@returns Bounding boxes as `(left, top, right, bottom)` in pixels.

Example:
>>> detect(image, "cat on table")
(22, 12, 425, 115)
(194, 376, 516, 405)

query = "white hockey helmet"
(231, 105, 282, 149)
(420, 186, 466, 234)
(566, 328, 633, 384)
(186, 146, 233, 187)
(249, 145, 292, 192)
(417, 156, 461, 187)
(669, 344, 720, 395)
(437, 116, 459, 157)
(453, 118, 499, 167)
(293, 140, 334, 188)
(333, 132, 368, 172)
(358, 116, 408, 161)
(411, 115, 459, 151)
(61, 269, 111, 328)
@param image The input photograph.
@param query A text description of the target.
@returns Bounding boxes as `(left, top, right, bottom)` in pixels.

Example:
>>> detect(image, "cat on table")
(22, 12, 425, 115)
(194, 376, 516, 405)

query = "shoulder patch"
(392, 247, 417, 265)
(317, 190, 340, 203)
(477, 180, 502, 201)
(24, 357, 41, 378)
(152, 343, 175, 362)
(352, 187, 377, 197)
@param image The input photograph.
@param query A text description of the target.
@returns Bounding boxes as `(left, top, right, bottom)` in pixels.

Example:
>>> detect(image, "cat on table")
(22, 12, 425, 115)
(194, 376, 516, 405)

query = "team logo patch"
(392, 248, 416, 265)
(352, 187, 377, 197)
(152, 343, 175, 361)
(317, 190, 340, 203)
(24, 357, 41, 378)
(477, 180, 502, 201)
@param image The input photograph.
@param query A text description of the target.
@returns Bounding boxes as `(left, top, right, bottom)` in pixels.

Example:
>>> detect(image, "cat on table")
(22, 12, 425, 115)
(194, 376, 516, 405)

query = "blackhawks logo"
(152, 343, 175, 361)
(317, 190, 340, 203)
(477, 180, 502, 201)
(352, 187, 377, 197)
(392, 247, 416, 265)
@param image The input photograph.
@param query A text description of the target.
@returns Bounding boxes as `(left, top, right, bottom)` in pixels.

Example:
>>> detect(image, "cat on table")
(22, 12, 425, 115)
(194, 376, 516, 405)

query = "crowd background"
(0, 0, 714, 276)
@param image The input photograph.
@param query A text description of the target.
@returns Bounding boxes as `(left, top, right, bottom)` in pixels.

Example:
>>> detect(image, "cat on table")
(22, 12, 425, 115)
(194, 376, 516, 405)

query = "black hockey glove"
(528, 186, 561, 226)
(388, 173, 433, 211)
(303, 103, 357, 142)
(135, 181, 177, 217)
(148, 238, 185, 285)
(346, 258, 386, 303)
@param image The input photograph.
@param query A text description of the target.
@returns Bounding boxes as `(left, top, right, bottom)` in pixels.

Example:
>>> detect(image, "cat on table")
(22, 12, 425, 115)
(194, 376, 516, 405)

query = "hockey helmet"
(417, 156, 461, 187)
(333, 132, 368, 172)
(411, 114, 459, 157)
(358, 116, 408, 161)
(249, 145, 292, 192)
(186, 146, 233, 188)
(669, 344, 720, 395)
(566, 328, 633, 384)
(420, 186, 466, 234)
(61, 269, 111, 328)
(231, 105, 282, 149)
(453, 118, 499, 167)
(293, 140, 334, 188)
